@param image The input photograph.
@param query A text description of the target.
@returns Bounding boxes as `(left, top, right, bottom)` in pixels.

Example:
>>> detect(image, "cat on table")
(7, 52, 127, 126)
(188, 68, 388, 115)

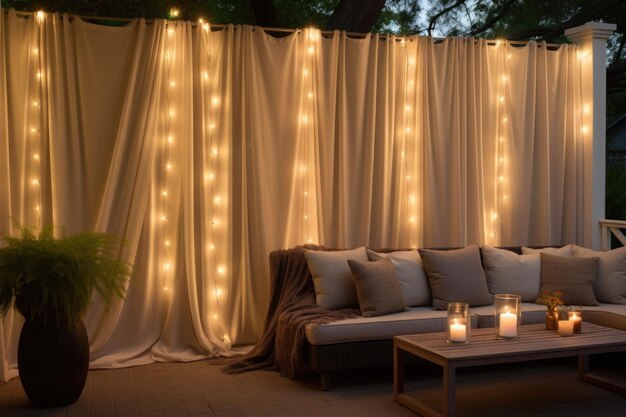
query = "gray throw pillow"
(366, 249, 431, 307)
(572, 245, 626, 304)
(305, 247, 368, 309)
(418, 245, 493, 310)
(481, 246, 541, 302)
(347, 257, 406, 317)
(536, 252, 600, 306)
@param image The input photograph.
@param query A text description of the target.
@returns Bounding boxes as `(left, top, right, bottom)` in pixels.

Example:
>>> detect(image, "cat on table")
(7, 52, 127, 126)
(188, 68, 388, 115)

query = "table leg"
(442, 364, 456, 417)
(394, 344, 405, 397)
(578, 354, 626, 396)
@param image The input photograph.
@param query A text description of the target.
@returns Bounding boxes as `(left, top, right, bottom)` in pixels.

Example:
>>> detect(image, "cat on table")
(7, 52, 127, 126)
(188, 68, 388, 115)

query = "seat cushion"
(579, 304, 626, 331)
(305, 307, 478, 345)
(470, 303, 548, 328)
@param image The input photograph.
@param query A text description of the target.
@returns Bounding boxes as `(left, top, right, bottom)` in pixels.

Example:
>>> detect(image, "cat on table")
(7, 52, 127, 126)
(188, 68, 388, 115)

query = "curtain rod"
(6, 8, 563, 48)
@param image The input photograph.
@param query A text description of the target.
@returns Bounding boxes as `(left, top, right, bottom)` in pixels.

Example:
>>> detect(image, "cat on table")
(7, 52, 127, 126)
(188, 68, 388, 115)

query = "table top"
(394, 323, 626, 366)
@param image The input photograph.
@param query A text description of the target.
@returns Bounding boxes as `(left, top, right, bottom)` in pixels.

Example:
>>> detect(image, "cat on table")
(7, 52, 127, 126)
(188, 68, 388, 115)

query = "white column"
(565, 22, 616, 249)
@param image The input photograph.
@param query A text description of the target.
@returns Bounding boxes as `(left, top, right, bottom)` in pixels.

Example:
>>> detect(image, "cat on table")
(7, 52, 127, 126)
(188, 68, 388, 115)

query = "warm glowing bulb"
(408, 58, 416, 66)
(32, 179, 40, 186)
(32, 48, 39, 55)
(405, 105, 411, 112)
(217, 266, 225, 274)
(161, 214, 168, 221)
(35, 11, 45, 22)
(304, 215, 308, 220)
(166, 163, 173, 171)
(582, 105, 590, 114)
(165, 240, 171, 247)
(213, 196, 221, 204)
(33, 153, 40, 160)
(501, 75, 508, 82)
(36, 71, 42, 80)
(164, 262, 171, 270)
(406, 175, 411, 180)
(31, 127, 38, 133)
(213, 314, 218, 319)
(495, 39, 502, 47)
(400, 39, 406, 46)
(169, 8, 180, 18)
(168, 108, 176, 118)
(301, 115, 309, 124)
(163, 286, 169, 291)
(405, 127, 411, 133)
(498, 175, 504, 182)
(208, 243, 215, 250)
(581, 125, 588, 134)
(492, 212, 498, 220)
(507, 53, 512, 59)
(409, 216, 416, 224)
(211, 97, 220, 106)
(35, 205, 41, 212)
(303, 68, 309, 76)
(167, 28, 175, 37)
(307, 46, 314, 54)
(209, 123, 216, 130)
(215, 288, 223, 296)
(33, 100, 40, 107)
(169, 81, 176, 88)
(502, 117, 508, 123)
(202, 23, 209, 32)
(308, 91, 313, 99)
(162, 190, 169, 197)
(499, 96, 505, 103)
(304, 191, 308, 197)
(211, 147, 218, 156)
(203, 71, 209, 81)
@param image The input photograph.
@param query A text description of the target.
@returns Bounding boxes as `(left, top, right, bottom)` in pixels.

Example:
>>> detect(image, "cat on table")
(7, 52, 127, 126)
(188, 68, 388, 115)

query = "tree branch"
(324, 0, 386, 33)
(428, 0, 466, 37)
(465, 0, 516, 37)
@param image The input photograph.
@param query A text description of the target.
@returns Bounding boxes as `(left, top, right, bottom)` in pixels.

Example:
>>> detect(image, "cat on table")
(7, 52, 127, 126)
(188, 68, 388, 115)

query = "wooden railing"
(600, 219, 626, 250)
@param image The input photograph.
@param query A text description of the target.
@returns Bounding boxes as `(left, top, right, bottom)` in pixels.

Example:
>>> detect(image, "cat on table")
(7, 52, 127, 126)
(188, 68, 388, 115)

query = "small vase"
(545, 311, 559, 330)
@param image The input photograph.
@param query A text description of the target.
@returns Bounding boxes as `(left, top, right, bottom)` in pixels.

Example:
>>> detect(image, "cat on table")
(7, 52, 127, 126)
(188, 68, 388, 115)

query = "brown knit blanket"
(222, 245, 359, 378)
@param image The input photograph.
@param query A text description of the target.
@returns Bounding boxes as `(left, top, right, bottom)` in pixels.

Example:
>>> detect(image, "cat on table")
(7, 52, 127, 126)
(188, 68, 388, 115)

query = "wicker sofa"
(266, 244, 626, 390)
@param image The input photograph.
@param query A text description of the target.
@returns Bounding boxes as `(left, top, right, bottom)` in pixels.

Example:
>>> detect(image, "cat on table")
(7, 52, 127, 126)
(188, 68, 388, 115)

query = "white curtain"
(0, 9, 583, 381)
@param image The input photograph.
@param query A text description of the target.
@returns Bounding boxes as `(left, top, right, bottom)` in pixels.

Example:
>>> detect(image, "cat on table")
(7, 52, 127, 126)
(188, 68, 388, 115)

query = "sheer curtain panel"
(0, 9, 583, 381)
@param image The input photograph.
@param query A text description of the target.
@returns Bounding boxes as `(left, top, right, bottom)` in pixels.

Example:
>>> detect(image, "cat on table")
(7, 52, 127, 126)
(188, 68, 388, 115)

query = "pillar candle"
(558, 320, 574, 336)
(499, 311, 518, 338)
(449, 320, 467, 342)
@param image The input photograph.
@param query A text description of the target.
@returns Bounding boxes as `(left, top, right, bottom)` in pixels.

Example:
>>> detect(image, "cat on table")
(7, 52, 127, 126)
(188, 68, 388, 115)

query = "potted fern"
(0, 225, 131, 407)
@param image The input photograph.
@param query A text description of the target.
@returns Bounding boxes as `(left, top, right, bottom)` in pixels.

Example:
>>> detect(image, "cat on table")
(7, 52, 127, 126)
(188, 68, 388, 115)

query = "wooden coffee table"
(393, 323, 626, 417)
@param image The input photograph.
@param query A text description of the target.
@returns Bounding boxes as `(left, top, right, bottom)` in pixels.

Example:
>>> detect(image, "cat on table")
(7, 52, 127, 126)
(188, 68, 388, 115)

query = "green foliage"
(0, 225, 131, 326)
(606, 165, 626, 221)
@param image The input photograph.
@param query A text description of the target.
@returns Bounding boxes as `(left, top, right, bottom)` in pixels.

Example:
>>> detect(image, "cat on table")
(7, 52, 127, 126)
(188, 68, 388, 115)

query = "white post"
(565, 22, 616, 250)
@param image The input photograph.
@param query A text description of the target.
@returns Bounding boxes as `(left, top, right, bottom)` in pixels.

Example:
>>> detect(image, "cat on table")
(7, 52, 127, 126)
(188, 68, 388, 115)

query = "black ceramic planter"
(17, 320, 89, 407)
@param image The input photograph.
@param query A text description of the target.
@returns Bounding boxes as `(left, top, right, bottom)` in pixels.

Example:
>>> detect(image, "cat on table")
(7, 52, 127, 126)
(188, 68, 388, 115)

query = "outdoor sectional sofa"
(224, 244, 626, 390)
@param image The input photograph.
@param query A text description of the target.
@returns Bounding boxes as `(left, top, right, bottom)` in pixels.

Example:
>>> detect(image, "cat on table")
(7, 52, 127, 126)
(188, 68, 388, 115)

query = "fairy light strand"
(161, 23, 175, 293)
(301, 28, 317, 245)
(401, 38, 418, 247)
(491, 40, 511, 245)
(201, 22, 226, 343)
(31, 11, 45, 228)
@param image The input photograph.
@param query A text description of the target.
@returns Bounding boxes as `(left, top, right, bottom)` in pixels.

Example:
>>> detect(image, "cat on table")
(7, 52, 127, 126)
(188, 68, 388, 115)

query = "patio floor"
(0, 355, 624, 417)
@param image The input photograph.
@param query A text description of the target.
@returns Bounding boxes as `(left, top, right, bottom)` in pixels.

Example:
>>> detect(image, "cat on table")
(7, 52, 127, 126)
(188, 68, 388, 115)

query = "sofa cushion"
(305, 247, 368, 309)
(580, 304, 626, 332)
(522, 245, 572, 256)
(536, 253, 599, 306)
(305, 307, 478, 345)
(367, 249, 431, 307)
(571, 245, 626, 305)
(481, 246, 541, 302)
(470, 303, 548, 328)
(348, 258, 406, 317)
(419, 245, 492, 309)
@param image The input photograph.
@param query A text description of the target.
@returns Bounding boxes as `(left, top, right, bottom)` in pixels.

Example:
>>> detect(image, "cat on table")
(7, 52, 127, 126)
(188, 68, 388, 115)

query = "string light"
(201, 22, 228, 343)
(490, 39, 512, 245)
(401, 36, 419, 247)
(295, 28, 320, 246)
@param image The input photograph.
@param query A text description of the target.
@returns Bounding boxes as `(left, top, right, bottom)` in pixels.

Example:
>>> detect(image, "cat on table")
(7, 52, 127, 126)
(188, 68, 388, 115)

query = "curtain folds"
(0, 9, 583, 381)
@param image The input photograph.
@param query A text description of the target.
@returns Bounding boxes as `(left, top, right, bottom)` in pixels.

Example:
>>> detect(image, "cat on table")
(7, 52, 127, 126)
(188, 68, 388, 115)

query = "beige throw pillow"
(348, 257, 406, 317)
(367, 249, 431, 307)
(481, 246, 541, 302)
(418, 245, 493, 310)
(521, 245, 573, 256)
(536, 252, 599, 306)
(572, 245, 626, 304)
(305, 247, 368, 309)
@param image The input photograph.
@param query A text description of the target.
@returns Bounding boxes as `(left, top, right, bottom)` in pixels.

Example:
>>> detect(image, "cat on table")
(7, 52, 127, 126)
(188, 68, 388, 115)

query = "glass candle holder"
(495, 294, 521, 339)
(447, 302, 470, 344)
(568, 310, 582, 334)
